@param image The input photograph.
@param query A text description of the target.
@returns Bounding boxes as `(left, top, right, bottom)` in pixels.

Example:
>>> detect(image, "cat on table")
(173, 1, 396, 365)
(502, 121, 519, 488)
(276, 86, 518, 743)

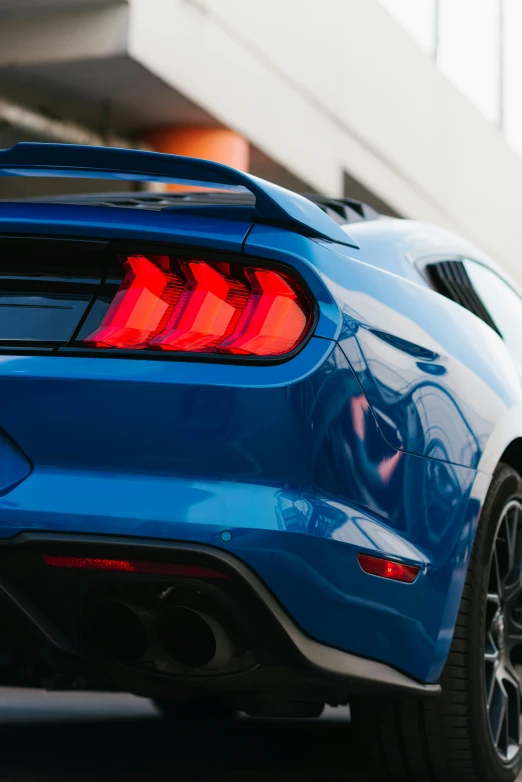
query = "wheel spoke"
(504, 664, 522, 690)
(500, 699, 509, 756)
(501, 669, 521, 748)
(504, 577, 522, 603)
(490, 677, 507, 748)
(486, 663, 499, 707)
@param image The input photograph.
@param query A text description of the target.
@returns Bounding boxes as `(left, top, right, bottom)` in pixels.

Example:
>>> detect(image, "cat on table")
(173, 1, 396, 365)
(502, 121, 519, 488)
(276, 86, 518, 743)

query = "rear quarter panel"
(245, 223, 522, 474)
(244, 223, 522, 680)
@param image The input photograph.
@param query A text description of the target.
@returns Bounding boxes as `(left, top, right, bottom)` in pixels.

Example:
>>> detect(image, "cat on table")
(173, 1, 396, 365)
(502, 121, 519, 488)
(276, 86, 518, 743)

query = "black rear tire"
(351, 463, 522, 782)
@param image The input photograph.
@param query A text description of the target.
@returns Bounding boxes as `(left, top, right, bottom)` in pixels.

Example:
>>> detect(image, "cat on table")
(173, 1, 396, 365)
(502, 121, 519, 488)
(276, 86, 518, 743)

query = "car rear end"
(0, 143, 439, 716)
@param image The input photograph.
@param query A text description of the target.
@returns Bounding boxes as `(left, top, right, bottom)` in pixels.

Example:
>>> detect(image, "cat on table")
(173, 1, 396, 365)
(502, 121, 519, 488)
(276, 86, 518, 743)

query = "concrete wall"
(128, 0, 522, 277)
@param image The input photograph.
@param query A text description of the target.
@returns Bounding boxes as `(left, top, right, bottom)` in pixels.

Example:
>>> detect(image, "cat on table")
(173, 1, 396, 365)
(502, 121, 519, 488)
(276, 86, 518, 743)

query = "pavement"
(0, 688, 367, 781)
(2, 688, 521, 781)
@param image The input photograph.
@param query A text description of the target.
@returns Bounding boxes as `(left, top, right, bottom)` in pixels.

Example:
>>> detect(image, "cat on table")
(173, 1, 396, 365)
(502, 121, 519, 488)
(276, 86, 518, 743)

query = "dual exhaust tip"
(86, 600, 235, 671)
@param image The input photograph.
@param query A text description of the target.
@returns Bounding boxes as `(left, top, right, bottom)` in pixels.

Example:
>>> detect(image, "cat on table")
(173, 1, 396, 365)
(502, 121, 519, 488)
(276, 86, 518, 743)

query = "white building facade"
(1, 0, 522, 279)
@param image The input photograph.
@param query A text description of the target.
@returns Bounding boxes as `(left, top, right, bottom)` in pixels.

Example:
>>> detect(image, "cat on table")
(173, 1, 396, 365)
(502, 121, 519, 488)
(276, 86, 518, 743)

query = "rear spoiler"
(0, 143, 358, 248)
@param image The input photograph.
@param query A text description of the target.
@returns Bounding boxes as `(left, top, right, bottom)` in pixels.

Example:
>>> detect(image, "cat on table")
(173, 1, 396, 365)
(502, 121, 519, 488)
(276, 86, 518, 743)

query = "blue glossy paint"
(245, 224, 521, 471)
(0, 143, 358, 247)
(0, 202, 253, 254)
(0, 430, 32, 496)
(0, 343, 478, 680)
(1, 146, 522, 683)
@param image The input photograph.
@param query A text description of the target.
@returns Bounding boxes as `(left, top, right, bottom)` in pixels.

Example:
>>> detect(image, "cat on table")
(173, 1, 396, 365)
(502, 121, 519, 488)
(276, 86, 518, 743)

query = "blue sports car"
(0, 142, 521, 782)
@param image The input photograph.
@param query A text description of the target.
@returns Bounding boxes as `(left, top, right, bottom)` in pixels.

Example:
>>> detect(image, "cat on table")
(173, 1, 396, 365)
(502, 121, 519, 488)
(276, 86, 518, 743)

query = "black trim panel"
(1, 532, 441, 697)
(427, 260, 500, 334)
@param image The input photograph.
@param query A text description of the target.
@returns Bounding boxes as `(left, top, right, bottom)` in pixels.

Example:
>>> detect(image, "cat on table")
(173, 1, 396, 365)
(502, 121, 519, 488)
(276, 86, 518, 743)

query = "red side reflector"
(41, 555, 228, 580)
(357, 554, 420, 583)
(82, 255, 312, 357)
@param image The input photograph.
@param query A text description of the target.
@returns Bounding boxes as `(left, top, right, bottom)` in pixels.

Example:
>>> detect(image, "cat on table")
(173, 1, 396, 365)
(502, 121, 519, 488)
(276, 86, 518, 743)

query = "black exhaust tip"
(86, 600, 148, 661)
(157, 606, 218, 668)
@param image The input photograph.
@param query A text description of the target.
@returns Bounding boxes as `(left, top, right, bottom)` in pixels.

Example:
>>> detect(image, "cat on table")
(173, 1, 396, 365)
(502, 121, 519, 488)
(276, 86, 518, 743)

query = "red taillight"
(41, 555, 228, 579)
(149, 261, 245, 352)
(82, 255, 312, 357)
(217, 269, 308, 356)
(357, 554, 420, 583)
(84, 255, 185, 348)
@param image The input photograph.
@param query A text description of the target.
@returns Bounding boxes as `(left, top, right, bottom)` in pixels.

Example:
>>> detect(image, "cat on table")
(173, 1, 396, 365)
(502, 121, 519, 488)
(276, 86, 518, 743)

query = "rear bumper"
(0, 337, 480, 683)
(0, 468, 448, 681)
(0, 459, 480, 684)
(0, 532, 439, 698)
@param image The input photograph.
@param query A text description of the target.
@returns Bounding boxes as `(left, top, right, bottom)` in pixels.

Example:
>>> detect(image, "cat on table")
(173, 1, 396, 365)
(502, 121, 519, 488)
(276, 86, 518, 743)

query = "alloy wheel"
(485, 499, 522, 762)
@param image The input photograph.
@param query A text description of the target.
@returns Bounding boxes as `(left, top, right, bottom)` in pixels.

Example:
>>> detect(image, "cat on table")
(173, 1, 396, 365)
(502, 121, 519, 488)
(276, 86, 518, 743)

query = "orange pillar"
(147, 126, 250, 172)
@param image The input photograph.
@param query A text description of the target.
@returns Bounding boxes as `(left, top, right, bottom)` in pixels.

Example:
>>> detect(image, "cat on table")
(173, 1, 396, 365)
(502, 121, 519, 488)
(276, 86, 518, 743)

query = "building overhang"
(2, 0, 522, 277)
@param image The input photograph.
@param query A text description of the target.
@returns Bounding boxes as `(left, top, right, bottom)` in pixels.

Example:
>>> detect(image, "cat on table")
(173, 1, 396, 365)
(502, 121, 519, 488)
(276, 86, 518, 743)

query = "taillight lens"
(83, 255, 312, 357)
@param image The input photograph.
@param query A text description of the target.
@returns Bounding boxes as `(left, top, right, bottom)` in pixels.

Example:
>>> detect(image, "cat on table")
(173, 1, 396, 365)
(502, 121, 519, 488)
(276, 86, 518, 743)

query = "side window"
(463, 260, 522, 363)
